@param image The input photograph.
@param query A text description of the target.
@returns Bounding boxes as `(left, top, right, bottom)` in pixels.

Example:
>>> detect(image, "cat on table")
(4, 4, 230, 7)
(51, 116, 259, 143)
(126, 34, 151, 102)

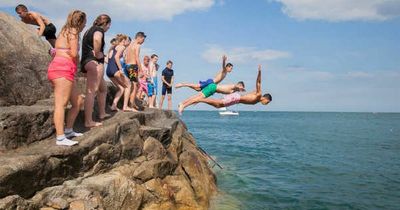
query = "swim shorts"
(148, 82, 155, 97)
(47, 56, 77, 82)
(124, 64, 138, 82)
(201, 83, 217, 98)
(199, 78, 214, 90)
(43, 23, 57, 40)
(222, 92, 241, 107)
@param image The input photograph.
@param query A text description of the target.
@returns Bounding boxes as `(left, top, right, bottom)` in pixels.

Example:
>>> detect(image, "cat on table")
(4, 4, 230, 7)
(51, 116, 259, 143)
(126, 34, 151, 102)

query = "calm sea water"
(180, 111, 400, 210)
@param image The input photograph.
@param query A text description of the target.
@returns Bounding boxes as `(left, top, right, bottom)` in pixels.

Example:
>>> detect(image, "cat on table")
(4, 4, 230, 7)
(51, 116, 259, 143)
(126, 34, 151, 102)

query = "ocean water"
(180, 111, 400, 210)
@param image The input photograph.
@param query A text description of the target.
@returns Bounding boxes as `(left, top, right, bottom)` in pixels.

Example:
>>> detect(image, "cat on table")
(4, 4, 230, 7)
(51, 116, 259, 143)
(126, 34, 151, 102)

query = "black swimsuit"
(80, 26, 105, 73)
(42, 23, 56, 40)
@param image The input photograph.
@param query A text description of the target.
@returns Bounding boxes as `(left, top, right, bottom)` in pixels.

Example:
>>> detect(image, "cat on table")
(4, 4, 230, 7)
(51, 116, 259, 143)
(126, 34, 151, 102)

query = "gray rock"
(143, 137, 167, 160)
(0, 105, 54, 150)
(0, 12, 51, 106)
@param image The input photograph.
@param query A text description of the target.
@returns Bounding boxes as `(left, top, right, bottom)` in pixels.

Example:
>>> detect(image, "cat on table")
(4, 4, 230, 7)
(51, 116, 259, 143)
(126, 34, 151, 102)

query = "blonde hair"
(115, 34, 128, 44)
(61, 10, 86, 38)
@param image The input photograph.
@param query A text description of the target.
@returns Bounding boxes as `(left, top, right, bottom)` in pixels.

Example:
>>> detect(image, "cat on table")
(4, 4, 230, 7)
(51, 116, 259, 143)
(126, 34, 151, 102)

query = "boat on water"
(218, 107, 239, 116)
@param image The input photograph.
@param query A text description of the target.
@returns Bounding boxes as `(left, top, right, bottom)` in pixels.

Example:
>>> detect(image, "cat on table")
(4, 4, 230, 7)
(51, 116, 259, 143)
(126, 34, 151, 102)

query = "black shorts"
(162, 84, 172, 95)
(80, 57, 105, 73)
(43, 23, 56, 40)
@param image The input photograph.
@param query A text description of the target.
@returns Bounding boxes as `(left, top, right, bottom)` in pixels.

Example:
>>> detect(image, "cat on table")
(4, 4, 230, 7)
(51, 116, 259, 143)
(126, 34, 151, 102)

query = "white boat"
(218, 107, 239, 116)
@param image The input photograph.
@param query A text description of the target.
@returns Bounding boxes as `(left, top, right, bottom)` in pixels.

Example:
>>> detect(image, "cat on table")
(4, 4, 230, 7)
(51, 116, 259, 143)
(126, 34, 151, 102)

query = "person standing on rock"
(15, 4, 57, 48)
(47, 10, 87, 146)
(81, 14, 111, 128)
(106, 34, 132, 112)
(159, 60, 174, 110)
(124, 31, 147, 111)
(148, 54, 159, 108)
(138, 55, 150, 105)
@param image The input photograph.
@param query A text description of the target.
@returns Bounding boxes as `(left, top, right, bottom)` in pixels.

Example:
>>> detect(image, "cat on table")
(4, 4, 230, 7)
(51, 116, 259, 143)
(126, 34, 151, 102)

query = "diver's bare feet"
(85, 121, 102, 128)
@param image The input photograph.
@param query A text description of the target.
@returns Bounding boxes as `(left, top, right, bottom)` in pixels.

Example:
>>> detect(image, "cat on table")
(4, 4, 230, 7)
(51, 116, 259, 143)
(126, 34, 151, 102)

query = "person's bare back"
(125, 42, 140, 65)
(240, 91, 261, 104)
(216, 84, 244, 94)
(21, 11, 50, 26)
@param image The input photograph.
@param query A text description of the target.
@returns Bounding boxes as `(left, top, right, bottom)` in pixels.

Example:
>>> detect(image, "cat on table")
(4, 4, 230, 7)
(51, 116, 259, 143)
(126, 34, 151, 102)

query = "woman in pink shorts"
(47, 10, 86, 146)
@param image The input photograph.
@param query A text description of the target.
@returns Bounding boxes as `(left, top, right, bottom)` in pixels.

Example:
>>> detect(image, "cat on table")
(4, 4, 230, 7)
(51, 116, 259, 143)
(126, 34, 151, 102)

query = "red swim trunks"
(47, 56, 77, 81)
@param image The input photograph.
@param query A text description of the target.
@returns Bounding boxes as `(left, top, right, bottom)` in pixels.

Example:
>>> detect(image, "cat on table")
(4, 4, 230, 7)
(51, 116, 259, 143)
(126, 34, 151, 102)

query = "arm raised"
(256, 65, 262, 94)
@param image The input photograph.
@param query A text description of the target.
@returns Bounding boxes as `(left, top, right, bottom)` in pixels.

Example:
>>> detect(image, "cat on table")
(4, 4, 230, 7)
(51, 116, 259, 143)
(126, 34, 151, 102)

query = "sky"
(1, 0, 399, 112)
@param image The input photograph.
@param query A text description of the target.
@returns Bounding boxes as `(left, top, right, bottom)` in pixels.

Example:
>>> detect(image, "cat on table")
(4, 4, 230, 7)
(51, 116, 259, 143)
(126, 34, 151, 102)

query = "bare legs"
(149, 93, 155, 108)
(109, 71, 129, 111)
(122, 77, 135, 111)
(84, 61, 105, 128)
(109, 78, 124, 111)
(159, 94, 165, 110)
(178, 93, 204, 115)
(65, 83, 84, 130)
(129, 81, 139, 110)
(197, 97, 225, 108)
(175, 82, 201, 91)
(52, 78, 73, 136)
(167, 94, 172, 110)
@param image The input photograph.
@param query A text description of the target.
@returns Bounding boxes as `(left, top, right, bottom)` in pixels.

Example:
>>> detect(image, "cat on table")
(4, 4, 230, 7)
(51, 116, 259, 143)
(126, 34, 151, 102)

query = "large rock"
(0, 12, 52, 106)
(0, 109, 218, 209)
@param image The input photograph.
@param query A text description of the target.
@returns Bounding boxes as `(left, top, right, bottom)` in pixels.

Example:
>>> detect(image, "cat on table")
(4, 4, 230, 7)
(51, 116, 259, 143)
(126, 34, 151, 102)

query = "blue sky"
(1, 0, 399, 112)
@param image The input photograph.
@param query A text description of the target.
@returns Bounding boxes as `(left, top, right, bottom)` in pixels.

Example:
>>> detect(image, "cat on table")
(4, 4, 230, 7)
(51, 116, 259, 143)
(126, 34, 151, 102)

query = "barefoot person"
(47, 10, 86, 146)
(179, 65, 271, 115)
(81, 14, 111, 127)
(138, 55, 150, 105)
(175, 55, 232, 91)
(124, 32, 146, 110)
(106, 34, 130, 111)
(159, 60, 174, 110)
(148, 54, 159, 108)
(15, 4, 57, 48)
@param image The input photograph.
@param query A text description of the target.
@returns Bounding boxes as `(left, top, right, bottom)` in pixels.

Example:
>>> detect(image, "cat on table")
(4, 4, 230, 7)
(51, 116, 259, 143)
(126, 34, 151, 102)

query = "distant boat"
(218, 107, 239, 116)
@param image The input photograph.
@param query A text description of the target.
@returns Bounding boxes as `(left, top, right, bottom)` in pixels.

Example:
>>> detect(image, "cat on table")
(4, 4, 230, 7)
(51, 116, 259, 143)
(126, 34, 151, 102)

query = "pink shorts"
(222, 92, 241, 107)
(47, 56, 77, 81)
(139, 78, 148, 94)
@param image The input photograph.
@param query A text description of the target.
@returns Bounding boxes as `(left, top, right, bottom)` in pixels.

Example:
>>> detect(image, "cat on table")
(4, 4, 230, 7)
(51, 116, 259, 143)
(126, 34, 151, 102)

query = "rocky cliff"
(0, 12, 52, 106)
(0, 13, 217, 210)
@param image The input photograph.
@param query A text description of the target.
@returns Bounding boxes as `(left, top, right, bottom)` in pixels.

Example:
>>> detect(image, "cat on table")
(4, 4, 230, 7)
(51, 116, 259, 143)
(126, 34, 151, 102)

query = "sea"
(180, 111, 400, 210)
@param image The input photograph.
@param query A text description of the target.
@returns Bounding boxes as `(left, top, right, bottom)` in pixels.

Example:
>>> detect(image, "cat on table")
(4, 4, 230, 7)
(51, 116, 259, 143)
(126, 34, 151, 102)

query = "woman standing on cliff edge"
(81, 14, 112, 128)
(47, 10, 87, 146)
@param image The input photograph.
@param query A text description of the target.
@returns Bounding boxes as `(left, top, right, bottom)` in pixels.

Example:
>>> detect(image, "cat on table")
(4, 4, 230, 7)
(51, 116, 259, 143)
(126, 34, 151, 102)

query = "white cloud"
(274, 0, 400, 21)
(1, 0, 215, 21)
(202, 45, 290, 64)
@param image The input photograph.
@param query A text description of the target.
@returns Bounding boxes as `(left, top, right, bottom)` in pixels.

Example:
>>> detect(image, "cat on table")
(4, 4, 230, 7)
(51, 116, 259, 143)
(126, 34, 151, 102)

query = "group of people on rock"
(15, 5, 174, 146)
(14, 4, 271, 147)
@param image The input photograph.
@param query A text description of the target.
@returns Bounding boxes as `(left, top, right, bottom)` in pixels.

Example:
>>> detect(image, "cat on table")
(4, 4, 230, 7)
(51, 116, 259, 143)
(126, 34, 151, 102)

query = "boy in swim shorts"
(175, 55, 233, 91)
(125, 32, 146, 110)
(178, 81, 246, 115)
(179, 65, 272, 115)
(15, 4, 57, 48)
